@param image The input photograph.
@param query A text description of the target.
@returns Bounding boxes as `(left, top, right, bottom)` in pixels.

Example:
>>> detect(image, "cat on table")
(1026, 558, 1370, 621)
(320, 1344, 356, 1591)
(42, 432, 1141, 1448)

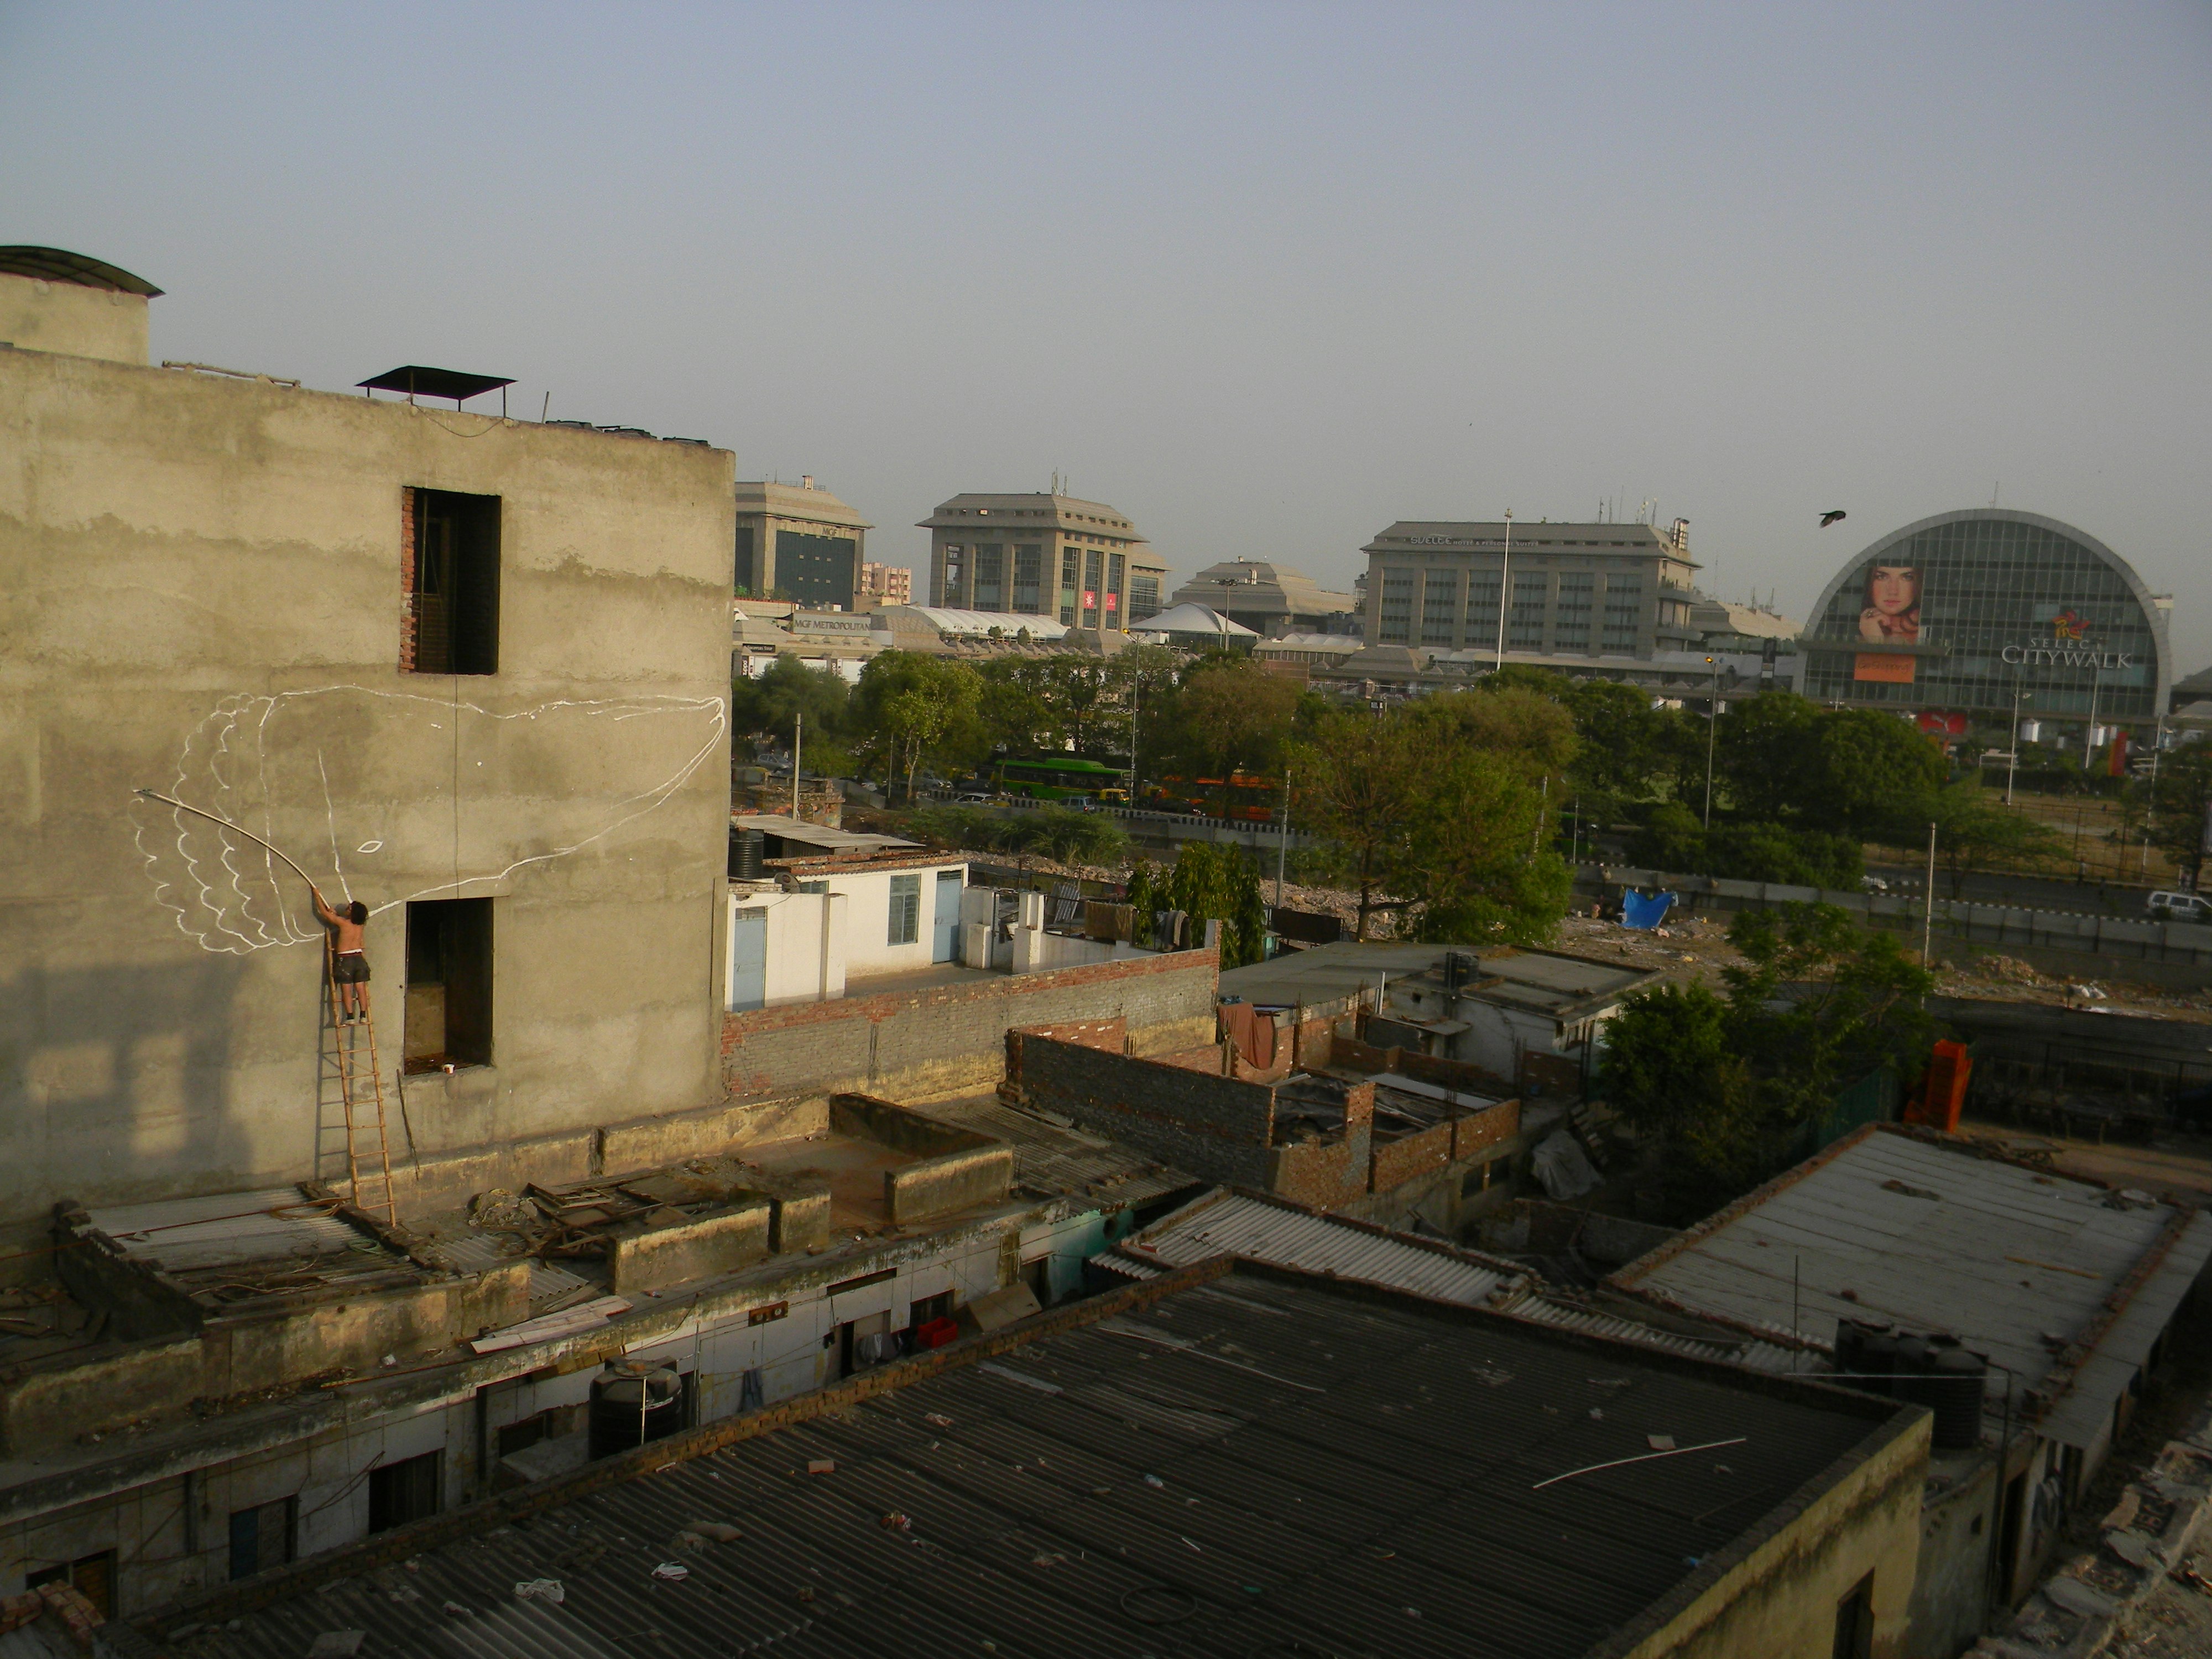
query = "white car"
(2147, 890, 2212, 924)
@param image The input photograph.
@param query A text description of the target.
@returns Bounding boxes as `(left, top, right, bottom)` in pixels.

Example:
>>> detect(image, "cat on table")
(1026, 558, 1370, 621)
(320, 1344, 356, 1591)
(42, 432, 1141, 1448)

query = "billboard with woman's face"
(1859, 563, 1921, 643)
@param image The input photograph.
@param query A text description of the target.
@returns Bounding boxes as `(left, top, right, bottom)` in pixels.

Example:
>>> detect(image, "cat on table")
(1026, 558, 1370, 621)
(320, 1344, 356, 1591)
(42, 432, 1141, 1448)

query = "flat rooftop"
(1610, 1125, 2212, 1448)
(1223, 940, 1657, 1019)
(191, 1264, 1907, 1659)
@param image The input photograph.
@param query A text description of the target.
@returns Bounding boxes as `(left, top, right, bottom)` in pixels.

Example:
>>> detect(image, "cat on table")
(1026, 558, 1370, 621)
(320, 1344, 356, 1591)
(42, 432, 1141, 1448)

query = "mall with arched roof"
(1799, 509, 2172, 747)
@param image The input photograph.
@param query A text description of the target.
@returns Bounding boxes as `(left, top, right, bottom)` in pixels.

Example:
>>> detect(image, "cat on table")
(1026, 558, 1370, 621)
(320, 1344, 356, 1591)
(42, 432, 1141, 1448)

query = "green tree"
(852, 653, 983, 799)
(1713, 692, 1820, 822)
(2140, 747, 2212, 890)
(1020, 804, 1130, 870)
(729, 654, 851, 752)
(1806, 709, 1949, 837)
(1292, 706, 1426, 940)
(1156, 660, 1303, 803)
(1166, 842, 1267, 967)
(1125, 858, 1160, 919)
(1563, 679, 1674, 799)
(1415, 685, 1578, 785)
(1883, 780, 2067, 899)
(1395, 747, 1571, 945)
(1605, 902, 1935, 1216)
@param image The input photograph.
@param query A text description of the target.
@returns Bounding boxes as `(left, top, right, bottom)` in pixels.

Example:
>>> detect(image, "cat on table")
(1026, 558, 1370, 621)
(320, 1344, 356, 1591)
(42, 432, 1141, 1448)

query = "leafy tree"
(1806, 709, 1949, 837)
(1881, 780, 2066, 899)
(1292, 706, 1426, 940)
(1157, 660, 1303, 800)
(729, 654, 851, 752)
(1722, 904, 1935, 1127)
(851, 653, 982, 800)
(1125, 858, 1160, 919)
(1562, 680, 1675, 799)
(1395, 747, 1571, 945)
(2140, 746, 2212, 890)
(1713, 692, 1820, 823)
(1415, 685, 1578, 784)
(1167, 842, 1266, 967)
(1605, 902, 1935, 1217)
(1628, 801, 1706, 873)
(1628, 802, 1861, 889)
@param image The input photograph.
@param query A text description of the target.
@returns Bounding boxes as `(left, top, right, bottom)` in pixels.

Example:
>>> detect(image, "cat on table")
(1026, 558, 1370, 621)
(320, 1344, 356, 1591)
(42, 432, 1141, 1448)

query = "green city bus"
(992, 755, 1128, 802)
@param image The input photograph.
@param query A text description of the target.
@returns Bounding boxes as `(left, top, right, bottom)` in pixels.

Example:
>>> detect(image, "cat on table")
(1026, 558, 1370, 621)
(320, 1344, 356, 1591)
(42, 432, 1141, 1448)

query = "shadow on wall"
(0, 955, 265, 1231)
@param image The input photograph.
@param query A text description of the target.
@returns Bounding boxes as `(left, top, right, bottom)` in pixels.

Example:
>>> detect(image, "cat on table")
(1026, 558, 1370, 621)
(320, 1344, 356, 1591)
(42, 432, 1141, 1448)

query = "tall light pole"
(1493, 509, 1514, 672)
(2005, 685, 2030, 806)
(1276, 763, 1292, 909)
(2142, 714, 2165, 875)
(1702, 655, 1721, 830)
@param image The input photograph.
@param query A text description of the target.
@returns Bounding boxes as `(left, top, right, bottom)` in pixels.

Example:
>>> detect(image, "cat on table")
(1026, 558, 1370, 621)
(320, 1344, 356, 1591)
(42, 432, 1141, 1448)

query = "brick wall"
(397, 484, 418, 671)
(720, 950, 1217, 1104)
(1010, 1032, 1278, 1189)
(1453, 1099, 1520, 1160)
(1371, 1119, 1455, 1192)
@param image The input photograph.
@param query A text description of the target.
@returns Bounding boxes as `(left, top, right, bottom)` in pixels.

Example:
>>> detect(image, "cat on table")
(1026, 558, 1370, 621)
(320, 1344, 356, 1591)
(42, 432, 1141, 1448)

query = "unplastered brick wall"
(721, 950, 1217, 1104)
(397, 484, 419, 671)
(1010, 1034, 1278, 1189)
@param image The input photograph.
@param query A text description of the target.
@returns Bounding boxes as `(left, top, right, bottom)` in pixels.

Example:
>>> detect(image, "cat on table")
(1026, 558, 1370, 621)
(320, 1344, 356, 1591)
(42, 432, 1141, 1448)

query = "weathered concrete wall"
(827, 1093, 1014, 1224)
(608, 1201, 773, 1296)
(0, 346, 734, 1232)
(721, 950, 1219, 1103)
(0, 274, 148, 366)
(1907, 1451, 2000, 1659)
(1622, 1401, 1928, 1659)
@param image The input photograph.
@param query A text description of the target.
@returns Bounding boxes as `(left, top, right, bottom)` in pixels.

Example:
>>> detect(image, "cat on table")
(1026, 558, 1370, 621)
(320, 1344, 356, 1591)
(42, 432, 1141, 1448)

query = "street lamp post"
(1702, 655, 1721, 830)
(2142, 714, 2165, 875)
(1493, 510, 1514, 673)
(2006, 685, 2030, 806)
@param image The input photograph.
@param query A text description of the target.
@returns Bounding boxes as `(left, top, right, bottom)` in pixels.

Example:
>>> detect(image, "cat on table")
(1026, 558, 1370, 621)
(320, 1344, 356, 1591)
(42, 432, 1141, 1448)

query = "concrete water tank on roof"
(0, 245, 161, 364)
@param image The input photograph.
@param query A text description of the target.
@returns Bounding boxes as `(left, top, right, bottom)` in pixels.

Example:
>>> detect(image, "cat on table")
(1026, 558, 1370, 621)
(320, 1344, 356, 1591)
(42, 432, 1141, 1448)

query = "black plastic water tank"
(1926, 1348, 1989, 1451)
(731, 828, 764, 881)
(588, 1359, 684, 1460)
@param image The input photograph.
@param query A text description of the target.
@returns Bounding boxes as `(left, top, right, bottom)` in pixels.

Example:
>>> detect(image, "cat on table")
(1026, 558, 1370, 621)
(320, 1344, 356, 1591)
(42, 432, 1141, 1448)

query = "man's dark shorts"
(332, 952, 371, 985)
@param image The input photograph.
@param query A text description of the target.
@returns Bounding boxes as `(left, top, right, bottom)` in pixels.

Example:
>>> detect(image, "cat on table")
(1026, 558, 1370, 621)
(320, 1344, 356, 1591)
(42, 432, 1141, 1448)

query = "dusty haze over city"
(4, 2, 2206, 659)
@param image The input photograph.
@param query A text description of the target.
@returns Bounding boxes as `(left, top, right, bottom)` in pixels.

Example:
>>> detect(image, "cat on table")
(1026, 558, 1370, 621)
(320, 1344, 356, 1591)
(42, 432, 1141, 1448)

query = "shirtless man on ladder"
(311, 888, 373, 1024)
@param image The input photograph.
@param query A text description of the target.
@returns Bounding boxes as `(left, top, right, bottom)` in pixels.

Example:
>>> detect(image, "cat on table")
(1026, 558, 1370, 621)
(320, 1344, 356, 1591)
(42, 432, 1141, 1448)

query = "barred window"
(888, 875, 921, 946)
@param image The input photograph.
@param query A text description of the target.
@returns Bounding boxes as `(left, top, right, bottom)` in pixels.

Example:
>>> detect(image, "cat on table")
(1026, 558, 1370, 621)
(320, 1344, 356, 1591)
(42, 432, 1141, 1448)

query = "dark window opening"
(405, 488, 500, 675)
(909, 1290, 955, 1331)
(27, 1550, 115, 1618)
(404, 898, 493, 1073)
(368, 1450, 443, 1533)
(1832, 1572, 1874, 1659)
(228, 1498, 295, 1581)
(1020, 1254, 1052, 1306)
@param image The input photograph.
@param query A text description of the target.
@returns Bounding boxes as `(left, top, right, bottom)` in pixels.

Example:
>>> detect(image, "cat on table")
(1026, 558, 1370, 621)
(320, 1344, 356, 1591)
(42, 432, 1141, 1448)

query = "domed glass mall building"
(1799, 510, 2171, 739)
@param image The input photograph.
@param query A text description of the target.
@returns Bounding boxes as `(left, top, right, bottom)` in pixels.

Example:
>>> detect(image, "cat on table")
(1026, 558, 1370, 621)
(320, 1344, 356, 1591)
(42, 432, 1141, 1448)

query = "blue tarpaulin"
(1621, 891, 1676, 930)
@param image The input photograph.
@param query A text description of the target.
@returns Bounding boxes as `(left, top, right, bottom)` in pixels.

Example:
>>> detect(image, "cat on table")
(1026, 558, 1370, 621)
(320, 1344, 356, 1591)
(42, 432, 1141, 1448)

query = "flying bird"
(1819, 509, 1848, 528)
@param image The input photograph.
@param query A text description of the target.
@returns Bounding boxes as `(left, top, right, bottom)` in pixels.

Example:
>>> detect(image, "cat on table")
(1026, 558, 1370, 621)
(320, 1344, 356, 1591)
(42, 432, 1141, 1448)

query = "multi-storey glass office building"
(1800, 511, 2171, 735)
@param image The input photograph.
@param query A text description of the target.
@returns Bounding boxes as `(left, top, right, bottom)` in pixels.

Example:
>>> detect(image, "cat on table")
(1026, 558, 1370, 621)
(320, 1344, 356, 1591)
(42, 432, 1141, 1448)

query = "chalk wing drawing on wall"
(132, 687, 726, 954)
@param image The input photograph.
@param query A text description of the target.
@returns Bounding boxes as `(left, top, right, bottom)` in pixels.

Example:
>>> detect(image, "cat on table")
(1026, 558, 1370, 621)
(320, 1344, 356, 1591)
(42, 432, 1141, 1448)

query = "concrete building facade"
(732, 477, 870, 610)
(0, 253, 737, 1246)
(921, 491, 1168, 635)
(1363, 517, 1702, 657)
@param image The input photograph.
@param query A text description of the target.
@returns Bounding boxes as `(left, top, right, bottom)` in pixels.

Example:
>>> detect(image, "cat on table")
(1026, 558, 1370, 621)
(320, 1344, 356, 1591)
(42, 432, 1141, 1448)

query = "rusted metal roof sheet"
(1494, 1288, 1805, 1374)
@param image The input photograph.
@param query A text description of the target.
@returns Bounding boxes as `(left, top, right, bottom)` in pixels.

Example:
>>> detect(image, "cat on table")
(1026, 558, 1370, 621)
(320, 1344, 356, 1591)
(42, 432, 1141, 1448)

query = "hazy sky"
(6, 3, 2209, 663)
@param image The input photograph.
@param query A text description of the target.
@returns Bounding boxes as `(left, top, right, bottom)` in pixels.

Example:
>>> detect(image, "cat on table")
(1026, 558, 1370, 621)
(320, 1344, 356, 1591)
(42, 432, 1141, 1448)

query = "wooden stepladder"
(324, 943, 398, 1228)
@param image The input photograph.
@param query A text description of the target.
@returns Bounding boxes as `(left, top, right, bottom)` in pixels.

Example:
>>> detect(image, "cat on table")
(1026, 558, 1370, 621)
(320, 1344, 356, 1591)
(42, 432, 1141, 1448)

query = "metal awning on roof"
(357, 365, 515, 405)
(731, 813, 921, 852)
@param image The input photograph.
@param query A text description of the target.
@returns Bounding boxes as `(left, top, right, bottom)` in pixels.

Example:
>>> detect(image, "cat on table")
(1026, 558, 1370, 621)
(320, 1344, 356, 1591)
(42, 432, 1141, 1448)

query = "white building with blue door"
(728, 851, 970, 1011)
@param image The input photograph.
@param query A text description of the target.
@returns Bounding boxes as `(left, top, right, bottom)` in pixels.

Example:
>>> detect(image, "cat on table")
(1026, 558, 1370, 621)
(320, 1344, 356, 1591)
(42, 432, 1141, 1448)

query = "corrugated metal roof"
(85, 1187, 363, 1271)
(1613, 1129, 2197, 1430)
(1113, 1190, 1526, 1306)
(200, 1268, 1904, 1659)
(2039, 1209, 2212, 1449)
